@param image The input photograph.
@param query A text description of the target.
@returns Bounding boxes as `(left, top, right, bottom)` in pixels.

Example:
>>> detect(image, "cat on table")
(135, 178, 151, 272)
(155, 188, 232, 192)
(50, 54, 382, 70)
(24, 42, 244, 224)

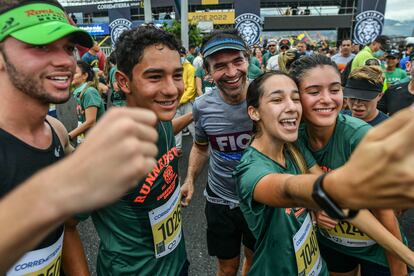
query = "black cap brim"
(344, 87, 380, 101)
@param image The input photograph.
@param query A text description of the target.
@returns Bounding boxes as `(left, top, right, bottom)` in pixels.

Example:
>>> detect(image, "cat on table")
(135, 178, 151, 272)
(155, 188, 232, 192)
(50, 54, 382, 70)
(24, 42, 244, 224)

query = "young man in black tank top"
(0, 1, 159, 274)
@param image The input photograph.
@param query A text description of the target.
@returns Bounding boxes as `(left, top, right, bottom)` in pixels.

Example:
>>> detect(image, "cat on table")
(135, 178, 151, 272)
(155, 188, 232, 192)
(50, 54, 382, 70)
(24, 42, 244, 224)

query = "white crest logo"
(235, 13, 262, 46)
(109, 18, 132, 46)
(353, 10, 384, 45)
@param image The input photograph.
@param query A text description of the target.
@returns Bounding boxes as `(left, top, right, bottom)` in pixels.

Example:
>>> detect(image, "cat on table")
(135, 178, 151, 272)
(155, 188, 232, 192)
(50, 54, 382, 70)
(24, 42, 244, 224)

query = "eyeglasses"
(268, 45, 276, 47)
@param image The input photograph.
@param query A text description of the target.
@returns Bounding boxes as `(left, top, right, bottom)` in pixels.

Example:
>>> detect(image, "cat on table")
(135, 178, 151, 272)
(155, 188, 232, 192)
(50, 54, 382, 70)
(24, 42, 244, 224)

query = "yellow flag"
(297, 33, 305, 41)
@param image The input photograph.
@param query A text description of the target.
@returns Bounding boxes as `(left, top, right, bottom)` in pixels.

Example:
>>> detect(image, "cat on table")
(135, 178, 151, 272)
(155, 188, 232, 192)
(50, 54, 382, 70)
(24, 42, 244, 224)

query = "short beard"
(2, 51, 70, 105)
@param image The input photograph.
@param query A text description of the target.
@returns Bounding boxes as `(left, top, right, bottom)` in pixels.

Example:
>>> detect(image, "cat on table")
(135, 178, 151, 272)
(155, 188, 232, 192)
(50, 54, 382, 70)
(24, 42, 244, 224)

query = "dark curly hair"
(289, 54, 340, 86)
(114, 26, 180, 80)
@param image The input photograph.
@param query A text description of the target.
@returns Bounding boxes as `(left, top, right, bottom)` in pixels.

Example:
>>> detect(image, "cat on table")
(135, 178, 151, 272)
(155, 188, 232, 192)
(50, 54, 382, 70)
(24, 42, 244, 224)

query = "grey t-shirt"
(193, 88, 252, 203)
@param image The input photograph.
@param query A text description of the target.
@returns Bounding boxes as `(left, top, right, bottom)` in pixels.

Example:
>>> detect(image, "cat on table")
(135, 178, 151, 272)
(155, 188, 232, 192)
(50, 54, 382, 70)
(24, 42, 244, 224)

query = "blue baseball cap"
(201, 37, 247, 58)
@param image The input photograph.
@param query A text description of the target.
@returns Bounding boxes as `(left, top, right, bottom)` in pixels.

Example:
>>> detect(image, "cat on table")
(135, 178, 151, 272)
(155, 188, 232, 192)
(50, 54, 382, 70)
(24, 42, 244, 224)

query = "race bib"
(320, 221, 376, 247)
(149, 186, 182, 258)
(76, 121, 85, 144)
(7, 231, 63, 276)
(293, 214, 323, 276)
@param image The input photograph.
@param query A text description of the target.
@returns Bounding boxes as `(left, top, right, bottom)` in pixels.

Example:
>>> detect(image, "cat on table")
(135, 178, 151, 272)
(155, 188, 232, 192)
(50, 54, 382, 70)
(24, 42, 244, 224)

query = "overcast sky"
(385, 0, 414, 21)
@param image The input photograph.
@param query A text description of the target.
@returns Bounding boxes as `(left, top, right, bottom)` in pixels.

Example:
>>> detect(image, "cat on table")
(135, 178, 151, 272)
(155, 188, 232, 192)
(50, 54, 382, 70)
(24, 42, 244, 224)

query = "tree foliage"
(164, 20, 203, 47)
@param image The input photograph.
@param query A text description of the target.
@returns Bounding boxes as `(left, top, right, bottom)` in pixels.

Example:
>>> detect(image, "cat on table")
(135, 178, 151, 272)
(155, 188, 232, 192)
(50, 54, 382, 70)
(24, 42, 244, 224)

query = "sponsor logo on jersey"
(209, 131, 251, 152)
(134, 147, 179, 204)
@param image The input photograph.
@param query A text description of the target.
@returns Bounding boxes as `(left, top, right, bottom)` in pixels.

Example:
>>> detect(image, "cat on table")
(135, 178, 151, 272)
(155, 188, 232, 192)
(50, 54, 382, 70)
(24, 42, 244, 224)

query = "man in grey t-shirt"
(331, 39, 355, 72)
(181, 30, 255, 276)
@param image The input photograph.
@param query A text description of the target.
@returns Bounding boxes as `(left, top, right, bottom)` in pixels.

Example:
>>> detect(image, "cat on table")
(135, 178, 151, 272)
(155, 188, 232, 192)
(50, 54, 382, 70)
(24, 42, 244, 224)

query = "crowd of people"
(4, 1, 414, 276)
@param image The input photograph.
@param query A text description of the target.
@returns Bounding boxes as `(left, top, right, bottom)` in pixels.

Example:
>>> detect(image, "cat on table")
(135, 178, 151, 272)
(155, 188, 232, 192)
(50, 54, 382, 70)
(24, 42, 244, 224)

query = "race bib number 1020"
(149, 187, 182, 258)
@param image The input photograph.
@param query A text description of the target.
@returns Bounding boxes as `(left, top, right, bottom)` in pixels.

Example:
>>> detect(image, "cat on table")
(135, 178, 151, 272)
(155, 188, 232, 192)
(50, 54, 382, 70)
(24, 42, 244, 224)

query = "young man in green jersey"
(65, 26, 192, 275)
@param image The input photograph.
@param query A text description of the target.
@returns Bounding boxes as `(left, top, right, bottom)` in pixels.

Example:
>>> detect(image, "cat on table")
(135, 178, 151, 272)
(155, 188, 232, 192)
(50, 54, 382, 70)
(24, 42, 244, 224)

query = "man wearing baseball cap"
(384, 49, 409, 86)
(344, 66, 389, 126)
(261, 39, 277, 70)
(0, 0, 93, 274)
(266, 38, 291, 71)
(351, 35, 391, 72)
(181, 29, 255, 275)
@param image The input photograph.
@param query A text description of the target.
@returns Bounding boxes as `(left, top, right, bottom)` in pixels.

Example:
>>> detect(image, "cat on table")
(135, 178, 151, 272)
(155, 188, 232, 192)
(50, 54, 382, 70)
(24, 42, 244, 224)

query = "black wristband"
(312, 173, 359, 220)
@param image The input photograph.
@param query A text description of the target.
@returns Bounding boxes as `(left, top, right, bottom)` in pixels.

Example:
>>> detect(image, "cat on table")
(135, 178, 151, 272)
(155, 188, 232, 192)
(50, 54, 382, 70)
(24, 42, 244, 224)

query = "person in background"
(331, 39, 355, 72)
(192, 52, 204, 70)
(106, 52, 126, 107)
(262, 39, 278, 70)
(343, 66, 388, 126)
(351, 35, 391, 71)
(266, 38, 291, 71)
(249, 48, 261, 69)
(379, 55, 414, 116)
(175, 46, 197, 156)
(384, 50, 409, 86)
(81, 40, 100, 69)
(187, 45, 197, 64)
(295, 41, 308, 56)
(399, 43, 414, 71)
(253, 47, 263, 65)
(195, 65, 215, 95)
(68, 61, 105, 143)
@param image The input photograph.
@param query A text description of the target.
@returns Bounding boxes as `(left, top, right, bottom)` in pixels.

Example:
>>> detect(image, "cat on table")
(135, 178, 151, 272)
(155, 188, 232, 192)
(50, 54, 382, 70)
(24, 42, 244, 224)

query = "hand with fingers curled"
(180, 179, 194, 207)
(57, 107, 159, 214)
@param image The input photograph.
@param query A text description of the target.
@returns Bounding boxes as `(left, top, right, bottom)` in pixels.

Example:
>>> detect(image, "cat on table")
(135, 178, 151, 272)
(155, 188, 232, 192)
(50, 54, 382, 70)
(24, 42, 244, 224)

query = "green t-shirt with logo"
(195, 67, 215, 94)
(385, 68, 409, 86)
(298, 113, 390, 267)
(235, 144, 328, 276)
(109, 66, 126, 107)
(73, 84, 105, 123)
(76, 121, 187, 275)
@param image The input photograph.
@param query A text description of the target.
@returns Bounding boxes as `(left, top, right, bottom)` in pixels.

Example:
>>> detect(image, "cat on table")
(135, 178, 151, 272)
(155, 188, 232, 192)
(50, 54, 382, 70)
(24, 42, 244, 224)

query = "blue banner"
(78, 24, 110, 36)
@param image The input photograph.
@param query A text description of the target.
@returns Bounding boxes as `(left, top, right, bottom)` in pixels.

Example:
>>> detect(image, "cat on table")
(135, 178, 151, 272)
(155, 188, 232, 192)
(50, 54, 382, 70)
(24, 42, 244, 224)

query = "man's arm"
(172, 112, 193, 135)
(181, 142, 209, 206)
(62, 219, 90, 276)
(196, 77, 203, 97)
(0, 108, 158, 273)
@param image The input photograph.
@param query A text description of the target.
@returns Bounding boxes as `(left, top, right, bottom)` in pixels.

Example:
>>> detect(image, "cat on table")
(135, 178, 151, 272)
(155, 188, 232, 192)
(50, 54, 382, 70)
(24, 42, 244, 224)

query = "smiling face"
(0, 36, 76, 104)
(120, 44, 183, 121)
(251, 74, 302, 143)
(207, 50, 248, 103)
(298, 65, 343, 129)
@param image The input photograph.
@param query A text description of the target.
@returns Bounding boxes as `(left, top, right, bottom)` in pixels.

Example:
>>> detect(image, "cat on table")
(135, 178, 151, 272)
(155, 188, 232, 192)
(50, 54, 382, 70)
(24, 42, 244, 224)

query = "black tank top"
(0, 121, 65, 249)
